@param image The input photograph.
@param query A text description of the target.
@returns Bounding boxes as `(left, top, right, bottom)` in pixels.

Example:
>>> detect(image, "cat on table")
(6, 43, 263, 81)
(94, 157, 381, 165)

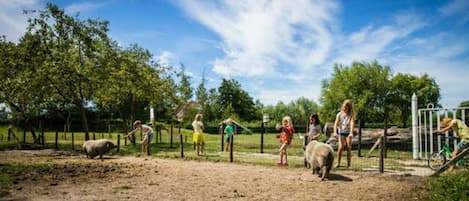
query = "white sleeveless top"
(337, 112, 351, 133)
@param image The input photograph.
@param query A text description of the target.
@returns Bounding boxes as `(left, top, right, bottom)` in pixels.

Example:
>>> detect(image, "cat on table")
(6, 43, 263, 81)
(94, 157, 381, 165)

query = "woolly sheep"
(82, 139, 116, 160)
(305, 140, 334, 180)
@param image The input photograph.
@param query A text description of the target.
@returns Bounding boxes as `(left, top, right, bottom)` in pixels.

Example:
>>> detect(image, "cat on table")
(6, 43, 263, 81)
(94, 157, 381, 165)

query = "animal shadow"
(326, 173, 353, 181)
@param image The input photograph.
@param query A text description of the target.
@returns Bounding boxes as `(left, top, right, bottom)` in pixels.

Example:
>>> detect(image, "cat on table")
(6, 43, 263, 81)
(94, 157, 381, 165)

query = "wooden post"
(379, 136, 384, 173)
(358, 119, 362, 157)
(230, 134, 234, 163)
(101, 133, 104, 139)
(159, 126, 162, 143)
(170, 122, 174, 148)
(23, 129, 26, 143)
(220, 122, 224, 152)
(41, 129, 45, 147)
(154, 125, 158, 143)
(7, 126, 11, 141)
(117, 134, 120, 152)
(55, 130, 58, 150)
(180, 132, 184, 158)
(260, 122, 264, 153)
(71, 132, 75, 150)
(93, 132, 96, 140)
(383, 117, 388, 158)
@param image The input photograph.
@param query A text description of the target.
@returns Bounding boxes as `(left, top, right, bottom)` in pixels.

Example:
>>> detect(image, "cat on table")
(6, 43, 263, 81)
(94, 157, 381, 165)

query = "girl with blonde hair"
(435, 117, 469, 171)
(277, 116, 295, 166)
(333, 99, 355, 168)
(192, 114, 205, 156)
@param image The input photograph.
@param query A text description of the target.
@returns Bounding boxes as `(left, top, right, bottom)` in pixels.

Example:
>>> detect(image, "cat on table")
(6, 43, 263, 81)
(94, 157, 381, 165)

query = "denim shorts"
(457, 140, 469, 150)
(143, 132, 153, 144)
(339, 132, 350, 137)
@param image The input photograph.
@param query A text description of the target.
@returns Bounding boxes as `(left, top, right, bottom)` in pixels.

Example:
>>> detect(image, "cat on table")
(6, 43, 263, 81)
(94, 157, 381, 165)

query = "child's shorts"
(457, 141, 469, 150)
(193, 132, 205, 144)
(339, 132, 351, 137)
(143, 132, 154, 144)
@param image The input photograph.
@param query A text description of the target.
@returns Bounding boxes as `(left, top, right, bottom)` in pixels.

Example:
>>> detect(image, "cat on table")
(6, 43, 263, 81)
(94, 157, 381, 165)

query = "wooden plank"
(432, 148, 469, 176)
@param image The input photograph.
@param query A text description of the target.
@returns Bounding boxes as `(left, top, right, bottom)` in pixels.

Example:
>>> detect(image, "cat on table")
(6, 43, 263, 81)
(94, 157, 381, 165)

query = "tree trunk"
(79, 100, 90, 141)
(25, 119, 39, 144)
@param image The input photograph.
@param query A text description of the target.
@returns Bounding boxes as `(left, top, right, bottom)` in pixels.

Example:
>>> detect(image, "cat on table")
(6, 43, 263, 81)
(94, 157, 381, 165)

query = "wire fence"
(0, 124, 432, 176)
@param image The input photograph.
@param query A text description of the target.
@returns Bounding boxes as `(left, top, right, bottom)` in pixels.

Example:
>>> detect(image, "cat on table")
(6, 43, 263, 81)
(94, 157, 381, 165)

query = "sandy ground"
(0, 150, 426, 201)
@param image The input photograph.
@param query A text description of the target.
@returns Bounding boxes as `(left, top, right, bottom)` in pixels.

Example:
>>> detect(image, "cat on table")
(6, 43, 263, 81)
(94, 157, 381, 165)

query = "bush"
(420, 170, 469, 201)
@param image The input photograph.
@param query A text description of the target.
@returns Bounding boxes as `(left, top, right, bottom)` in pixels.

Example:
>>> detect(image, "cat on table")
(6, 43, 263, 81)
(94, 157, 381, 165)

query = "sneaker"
(276, 161, 283, 165)
(282, 162, 289, 166)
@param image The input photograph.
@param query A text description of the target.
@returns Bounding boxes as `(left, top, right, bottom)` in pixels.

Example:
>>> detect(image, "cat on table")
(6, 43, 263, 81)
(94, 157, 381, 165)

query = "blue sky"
(1, 0, 468, 108)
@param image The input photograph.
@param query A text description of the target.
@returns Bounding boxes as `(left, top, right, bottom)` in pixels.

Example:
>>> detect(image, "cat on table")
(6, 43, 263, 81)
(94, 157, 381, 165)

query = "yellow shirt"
(451, 119, 469, 143)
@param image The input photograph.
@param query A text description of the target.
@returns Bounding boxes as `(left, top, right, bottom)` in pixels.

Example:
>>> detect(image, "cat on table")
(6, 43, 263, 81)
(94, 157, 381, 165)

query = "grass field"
(0, 125, 423, 172)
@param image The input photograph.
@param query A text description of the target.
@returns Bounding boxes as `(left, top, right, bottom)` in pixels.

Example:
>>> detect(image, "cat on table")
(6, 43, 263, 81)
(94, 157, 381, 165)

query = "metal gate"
(411, 93, 469, 159)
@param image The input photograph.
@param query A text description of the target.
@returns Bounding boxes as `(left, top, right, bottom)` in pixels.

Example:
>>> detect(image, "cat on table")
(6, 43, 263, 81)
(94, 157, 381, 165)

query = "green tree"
(23, 3, 113, 140)
(95, 43, 170, 126)
(0, 35, 46, 142)
(320, 61, 392, 125)
(176, 63, 193, 104)
(217, 79, 258, 121)
(390, 73, 440, 127)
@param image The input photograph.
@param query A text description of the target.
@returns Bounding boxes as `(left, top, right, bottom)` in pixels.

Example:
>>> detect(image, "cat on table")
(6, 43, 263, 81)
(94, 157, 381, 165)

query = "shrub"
(420, 170, 469, 201)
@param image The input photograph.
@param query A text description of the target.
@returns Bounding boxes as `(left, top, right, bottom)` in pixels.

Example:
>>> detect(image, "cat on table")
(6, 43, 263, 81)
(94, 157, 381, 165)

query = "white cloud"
(335, 12, 427, 64)
(439, 0, 469, 23)
(65, 1, 109, 14)
(176, 0, 339, 77)
(0, 0, 42, 42)
(439, 0, 469, 16)
(155, 51, 178, 67)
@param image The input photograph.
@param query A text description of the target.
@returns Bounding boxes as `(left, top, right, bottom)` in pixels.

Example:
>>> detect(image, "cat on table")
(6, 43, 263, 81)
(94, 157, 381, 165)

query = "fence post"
(7, 126, 11, 141)
(260, 121, 264, 153)
(230, 134, 234, 163)
(383, 117, 388, 158)
(23, 129, 26, 143)
(379, 136, 384, 173)
(159, 126, 162, 143)
(71, 132, 75, 150)
(154, 125, 158, 143)
(411, 93, 418, 159)
(220, 122, 224, 152)
(358, 119, 362, 157)
(93, 132, 96, 140)
(41, 129, 45, 147)
(55, 130, 58, 150)
(170, 122, 174, 148)
(180, 131, 184, 158)
(117, 134, 120, 152)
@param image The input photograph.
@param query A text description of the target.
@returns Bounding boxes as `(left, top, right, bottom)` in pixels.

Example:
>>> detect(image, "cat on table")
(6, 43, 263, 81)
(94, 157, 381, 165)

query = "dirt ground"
(0, 150, 426, 201)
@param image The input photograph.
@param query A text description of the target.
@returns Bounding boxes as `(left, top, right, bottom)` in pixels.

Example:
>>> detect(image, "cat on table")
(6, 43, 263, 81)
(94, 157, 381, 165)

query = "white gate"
(412, 93, 469, 159)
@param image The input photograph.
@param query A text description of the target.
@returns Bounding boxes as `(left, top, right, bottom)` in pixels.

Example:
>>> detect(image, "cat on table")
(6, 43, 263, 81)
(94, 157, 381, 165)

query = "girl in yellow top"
(192, 114, 205, 156)
(435, 118, 469, 171)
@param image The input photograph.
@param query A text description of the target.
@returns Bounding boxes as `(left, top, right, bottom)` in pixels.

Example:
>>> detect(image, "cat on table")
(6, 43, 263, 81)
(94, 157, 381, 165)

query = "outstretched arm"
(435, 121, 454, 134)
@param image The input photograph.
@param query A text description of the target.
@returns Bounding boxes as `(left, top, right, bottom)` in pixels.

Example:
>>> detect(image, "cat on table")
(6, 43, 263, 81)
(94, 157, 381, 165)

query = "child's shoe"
(276, 161, 283, 165)
(282, 162, 289, 166)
